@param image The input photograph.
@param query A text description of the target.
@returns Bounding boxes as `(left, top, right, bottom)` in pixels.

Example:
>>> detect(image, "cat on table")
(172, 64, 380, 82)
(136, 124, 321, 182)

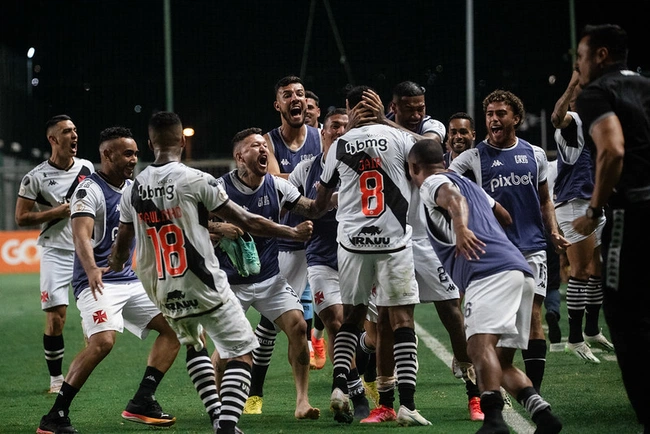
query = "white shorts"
(40, 247, 74, 310)
(76, 281, 160, 339)
(307, 265, 342, 315)
(464, 270, 535, 349)
(523, 250, 547, 297)
(412, 238, 460, 302)
(278, 250, 309, 298)
(555, 199, 605, 246)
(338, 243, 419, 308)
(231, 273, 303, 323)
(167, 290, 259, 359)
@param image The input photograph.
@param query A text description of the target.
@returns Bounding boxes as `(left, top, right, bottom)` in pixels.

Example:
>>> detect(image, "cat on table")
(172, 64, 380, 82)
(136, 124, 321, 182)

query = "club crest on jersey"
(348, 225, 390, 246)
(258, 195, 270, 207)
(514, 155, 529, 164)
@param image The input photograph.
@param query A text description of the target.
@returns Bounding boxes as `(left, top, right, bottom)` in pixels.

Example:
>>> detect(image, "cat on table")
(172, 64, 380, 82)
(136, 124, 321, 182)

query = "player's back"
(122, 162, 230, 318)
(322, 123, 415, 252)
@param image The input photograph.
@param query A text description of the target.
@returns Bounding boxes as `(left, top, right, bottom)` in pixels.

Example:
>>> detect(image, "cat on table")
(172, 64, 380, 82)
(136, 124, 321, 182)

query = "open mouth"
(290, 106, 303, 117)
(258, 154, 268, 167)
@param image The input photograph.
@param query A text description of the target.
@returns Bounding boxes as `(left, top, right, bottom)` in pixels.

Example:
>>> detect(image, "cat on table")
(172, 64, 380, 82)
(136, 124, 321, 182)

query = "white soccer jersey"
(119, 161, 232, 319)
(17, 158, 95, 250)
(320, 124, 415, 252)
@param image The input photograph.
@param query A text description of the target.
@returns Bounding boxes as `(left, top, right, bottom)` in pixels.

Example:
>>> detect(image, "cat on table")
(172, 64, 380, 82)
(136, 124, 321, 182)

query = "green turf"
(0, 273, 642, 433)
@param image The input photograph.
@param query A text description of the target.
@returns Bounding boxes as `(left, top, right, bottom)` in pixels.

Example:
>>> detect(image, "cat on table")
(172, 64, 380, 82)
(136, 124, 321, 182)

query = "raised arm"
(551, 70, 581, 129)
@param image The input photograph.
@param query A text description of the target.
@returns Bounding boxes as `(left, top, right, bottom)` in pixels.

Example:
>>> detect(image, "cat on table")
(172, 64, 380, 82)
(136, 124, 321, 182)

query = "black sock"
(480, 390, 505, 422)
(365, 352, 377, 382)
(584, 276, 604, 336)
(50, 382, 79, 416)
(465, 377, 481, 398)
(44, 334, 64, 377)
(521, 339, 546, 394)
(133, 366, 164, 402)
(314, 312, 325, 332)
(355, 331, 374, 377)
(566, 276, 588, 343)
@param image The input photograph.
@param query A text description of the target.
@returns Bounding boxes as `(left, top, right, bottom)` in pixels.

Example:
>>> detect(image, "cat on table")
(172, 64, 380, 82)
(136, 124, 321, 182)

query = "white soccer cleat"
(584, 332, 615, 352)
(396, 405, 432, 426)
(565, 341, 601, 364)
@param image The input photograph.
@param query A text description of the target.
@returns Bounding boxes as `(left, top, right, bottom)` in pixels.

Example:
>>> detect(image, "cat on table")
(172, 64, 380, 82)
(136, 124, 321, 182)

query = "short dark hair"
(323, 108, 347, 124)
(581, 24, 628, 64)
(305, 90, 319, 106)
(231, 127, 263, 151)
(149, 111, 182, 132)
(99, 126, 133, 153)
(45, 114, 72, 133)
(346, 85, 373, 110)
(274, 75, 303, 94)
(99, 126, 133, 144)
(448, 112, 475, 130)
(392, 81, 426, 98)
(409, 138, 443, 165)
(482, 90, 526, 128)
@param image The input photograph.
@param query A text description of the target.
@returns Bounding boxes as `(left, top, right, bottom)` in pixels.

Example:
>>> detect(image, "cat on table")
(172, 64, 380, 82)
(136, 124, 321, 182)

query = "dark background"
(1, 0, 647, 163)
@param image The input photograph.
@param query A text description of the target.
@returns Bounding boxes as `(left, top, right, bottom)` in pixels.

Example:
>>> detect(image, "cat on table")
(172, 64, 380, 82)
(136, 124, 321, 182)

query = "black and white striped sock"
(186, 347, 221, 423)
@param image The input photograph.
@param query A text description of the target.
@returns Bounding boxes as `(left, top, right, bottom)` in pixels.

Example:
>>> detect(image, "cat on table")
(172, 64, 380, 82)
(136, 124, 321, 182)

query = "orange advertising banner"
(0, 230, 42, 274)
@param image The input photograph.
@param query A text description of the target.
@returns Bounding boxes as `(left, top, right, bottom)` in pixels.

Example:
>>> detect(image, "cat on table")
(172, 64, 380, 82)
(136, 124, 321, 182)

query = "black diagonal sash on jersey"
(40, 164, 93, 236)
(336, 139, 409, 231)
(131, 179, 217, 291)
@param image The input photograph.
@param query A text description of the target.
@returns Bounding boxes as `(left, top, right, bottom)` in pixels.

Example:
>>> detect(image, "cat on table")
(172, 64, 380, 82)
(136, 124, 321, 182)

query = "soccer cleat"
(362, 379, 379, 408)
(238, 232, 260, 276)
(310, 333, 327, 370)
(532, 408, 563, 434)
(545, 311, 562, 344)
(584, 332, 615, 352)
(468, 396, 485, 421)
(476, 420, 510, 434)
(353, 395, 371, 420)
(330, 388, 353, 424)
(213, 418, 245, 434)
(360, 405, 396, 423)
(396, 405, 432, 426)
(243, 395, 263, 414)
(37, 412, 78, 434)
(48, 378, 64, 394)
(121, 398, 176, 427)
(219, 238, 247, 277)
(565, 341, 600, 364)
